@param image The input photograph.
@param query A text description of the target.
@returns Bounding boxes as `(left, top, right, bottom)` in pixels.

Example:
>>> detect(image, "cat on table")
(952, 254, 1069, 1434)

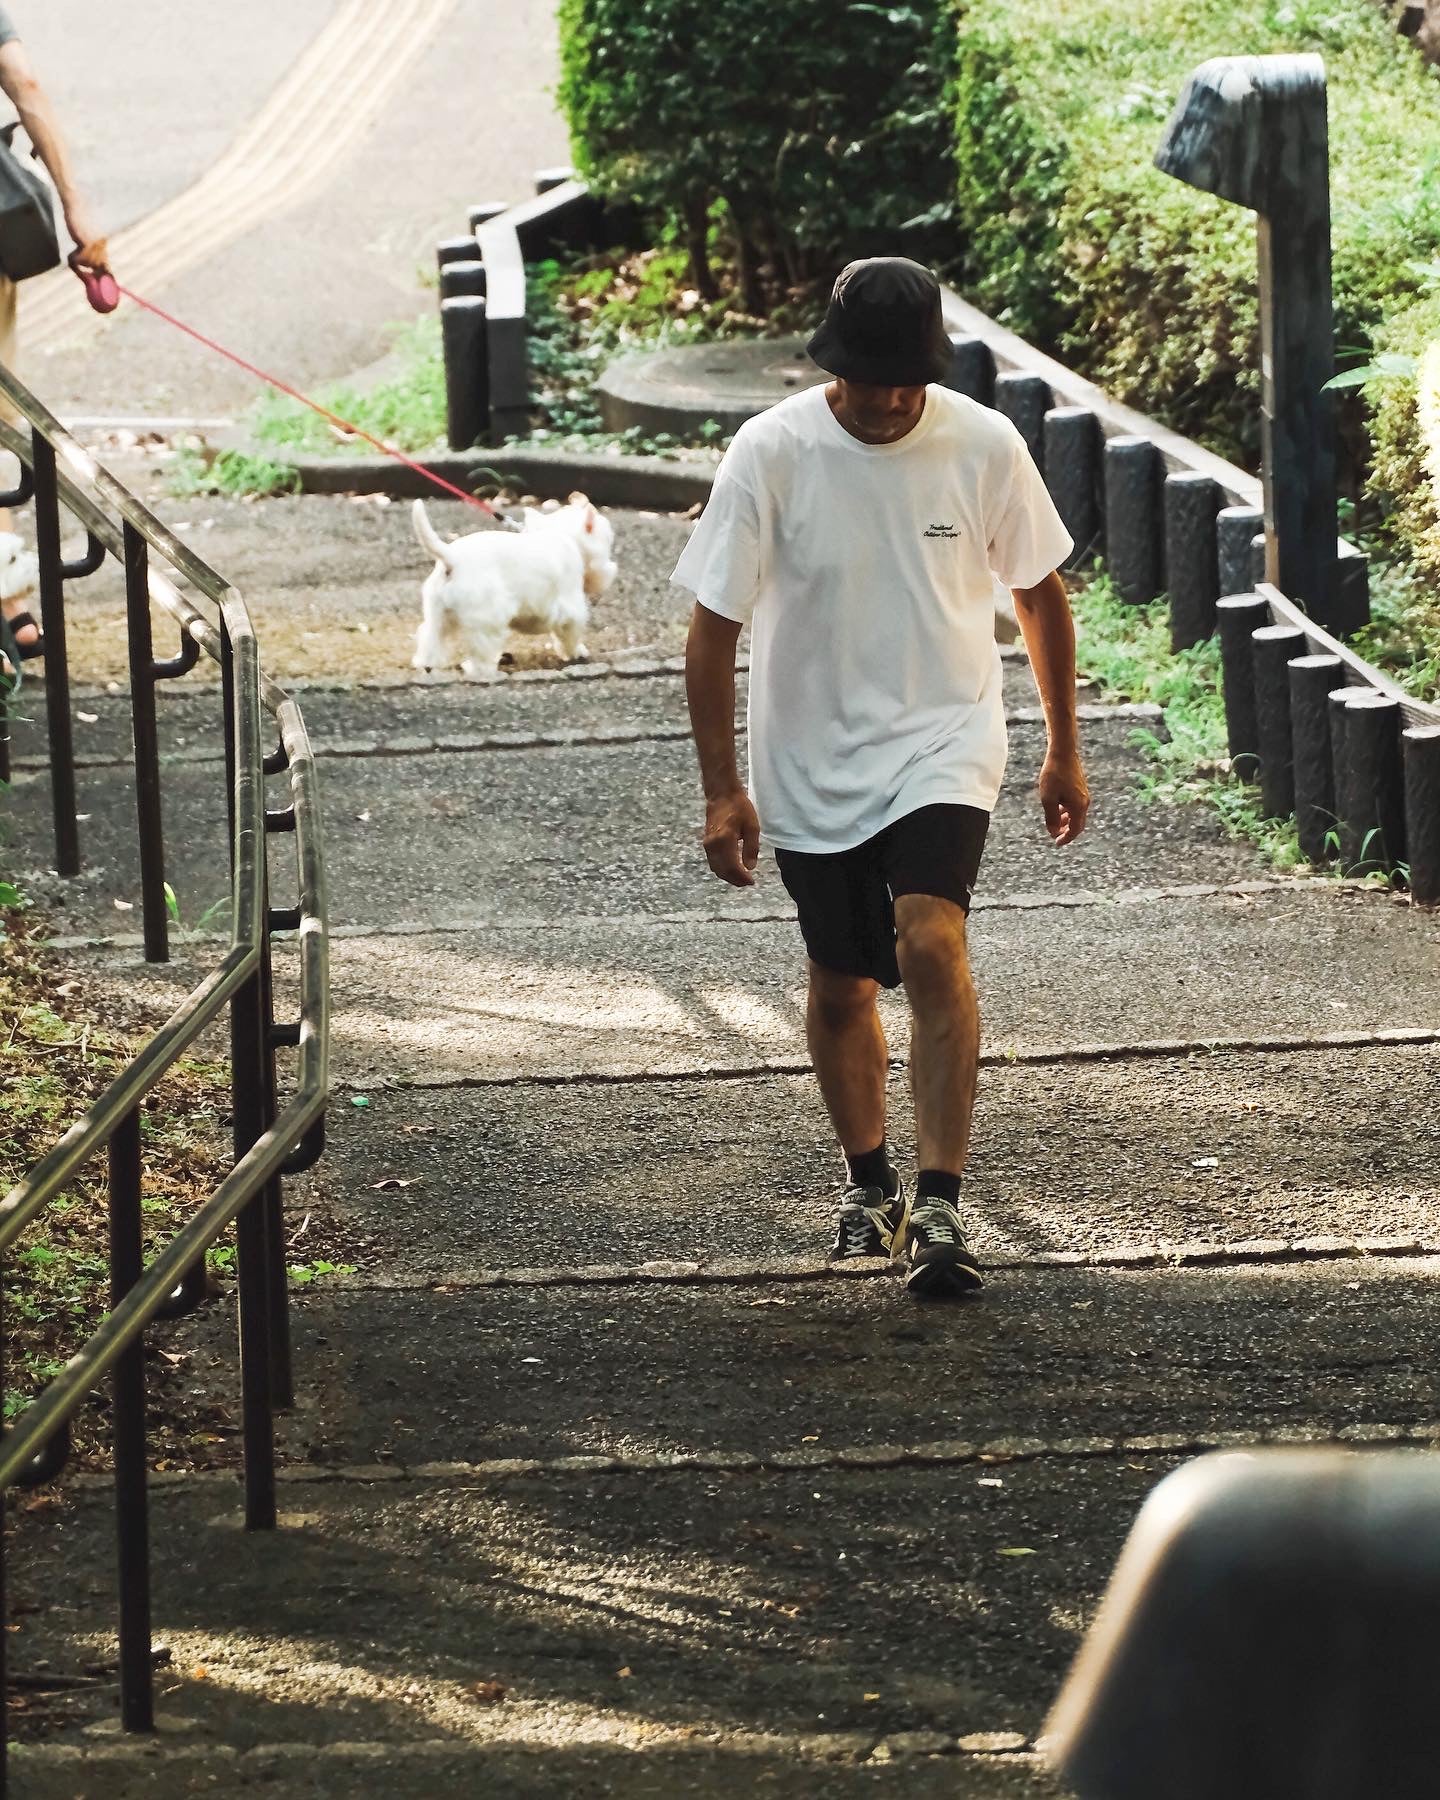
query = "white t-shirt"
(671, 383, 1073, 853)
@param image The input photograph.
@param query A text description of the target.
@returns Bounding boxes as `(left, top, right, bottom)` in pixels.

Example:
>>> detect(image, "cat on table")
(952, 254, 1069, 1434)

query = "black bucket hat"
(806, 256, 952, 386)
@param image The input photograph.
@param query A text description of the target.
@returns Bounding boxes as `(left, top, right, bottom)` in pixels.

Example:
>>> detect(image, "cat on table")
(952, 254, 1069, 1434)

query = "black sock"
(917, 1169, 962, 1209)
(845, 1141, 898, 1197)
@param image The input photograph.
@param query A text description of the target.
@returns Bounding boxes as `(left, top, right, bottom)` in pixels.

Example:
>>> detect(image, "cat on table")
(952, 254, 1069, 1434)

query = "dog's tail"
(412, 499, 455, 574)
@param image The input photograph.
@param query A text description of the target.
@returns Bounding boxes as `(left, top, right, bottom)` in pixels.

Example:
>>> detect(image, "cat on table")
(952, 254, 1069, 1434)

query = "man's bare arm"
(684, 601, 760, 886)
(0, 41, 102, 262)
(1011, 569, 1090, 845)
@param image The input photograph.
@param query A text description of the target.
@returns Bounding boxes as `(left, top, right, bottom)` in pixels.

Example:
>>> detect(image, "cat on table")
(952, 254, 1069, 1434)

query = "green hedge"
(556, 0, 953, 309)
(1368, 288, 1440, 579)
(952, 0, 1440, 480)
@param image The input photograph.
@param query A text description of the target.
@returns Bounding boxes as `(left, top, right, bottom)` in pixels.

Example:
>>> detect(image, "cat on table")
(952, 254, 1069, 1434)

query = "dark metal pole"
(1251, 624, 1307, 818)
(233, 964, 277, 1531)
(108, 1106, 155, 1731)
(123, 523, 168, 964)
(1404, 726, 1440, 906)
(30, 431, 79, 875)
(1289, 653, 1344, 862)
(1216, 594, 1270, 779)
(1163, 471, 1220, 650)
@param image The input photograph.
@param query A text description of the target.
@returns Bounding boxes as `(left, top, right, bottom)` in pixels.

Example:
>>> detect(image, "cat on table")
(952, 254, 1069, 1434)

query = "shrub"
(556, 0, 954, 310)
(951, 0, 1440, 481)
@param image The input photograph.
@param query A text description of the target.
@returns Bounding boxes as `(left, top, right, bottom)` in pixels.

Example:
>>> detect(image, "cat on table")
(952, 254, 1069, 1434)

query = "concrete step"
(175, 1257, 1440, 1470)
(9, 1450, 1104, 1787)
(310, 887, 1439, 1083)
(292, 1043, 1440, 1282)
(12, 1737, 1067, 1798)
(1, 648, 1058, 768)
(5, 709, 1211, 936)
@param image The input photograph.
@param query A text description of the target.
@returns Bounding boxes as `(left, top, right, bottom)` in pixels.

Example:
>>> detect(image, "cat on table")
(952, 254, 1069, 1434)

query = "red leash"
(113, 283, 505, 521)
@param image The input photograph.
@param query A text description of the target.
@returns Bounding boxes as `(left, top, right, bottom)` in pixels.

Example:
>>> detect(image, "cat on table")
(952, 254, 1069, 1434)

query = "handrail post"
(124, 522, 169, 963)
(31, 431, 80, 874)
(223, 621, 277, 1530)
(108, 1106, 155, 1731)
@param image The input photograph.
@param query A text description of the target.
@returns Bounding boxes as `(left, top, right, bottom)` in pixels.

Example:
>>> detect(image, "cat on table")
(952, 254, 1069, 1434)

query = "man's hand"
(702, 788, 761, 887)
(1039, 748, 1090, 845)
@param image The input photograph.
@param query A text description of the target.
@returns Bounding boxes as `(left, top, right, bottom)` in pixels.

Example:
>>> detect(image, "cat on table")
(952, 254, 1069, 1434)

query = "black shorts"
(774, 803, 989, 990)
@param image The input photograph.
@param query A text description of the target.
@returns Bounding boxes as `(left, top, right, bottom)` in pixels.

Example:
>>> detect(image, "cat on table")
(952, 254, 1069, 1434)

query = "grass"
(1069, 569, 1400, 881)
(0, 906, 232, 1460)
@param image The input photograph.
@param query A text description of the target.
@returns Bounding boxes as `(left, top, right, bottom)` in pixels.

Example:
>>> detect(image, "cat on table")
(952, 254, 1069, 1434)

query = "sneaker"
(895, 1195, 984, 1298)
(829, 1181, 905, 1261)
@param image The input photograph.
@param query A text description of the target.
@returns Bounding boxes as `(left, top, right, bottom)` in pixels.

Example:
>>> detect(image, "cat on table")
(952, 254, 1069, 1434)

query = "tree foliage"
(556, 0, 954, 309)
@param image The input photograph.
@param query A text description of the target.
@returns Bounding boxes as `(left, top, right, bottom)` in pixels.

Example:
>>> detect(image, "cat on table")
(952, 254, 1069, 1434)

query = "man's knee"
(807, 963, 879, 1033)
(894, 896, 971, 995)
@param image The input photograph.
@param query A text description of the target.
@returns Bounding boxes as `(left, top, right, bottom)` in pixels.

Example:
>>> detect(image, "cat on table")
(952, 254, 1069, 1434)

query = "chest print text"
(923, 521, 961, 540)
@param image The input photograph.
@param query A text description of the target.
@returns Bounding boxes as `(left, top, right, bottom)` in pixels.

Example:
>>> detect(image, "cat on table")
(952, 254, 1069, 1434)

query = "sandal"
(3, 608, 44, 660)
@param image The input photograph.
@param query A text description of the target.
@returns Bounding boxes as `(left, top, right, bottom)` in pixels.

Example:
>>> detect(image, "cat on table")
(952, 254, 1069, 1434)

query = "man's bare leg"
(892, 893, 983, 1293)
(805, 962, 906, 1257)
(806, 961, 887, 1157)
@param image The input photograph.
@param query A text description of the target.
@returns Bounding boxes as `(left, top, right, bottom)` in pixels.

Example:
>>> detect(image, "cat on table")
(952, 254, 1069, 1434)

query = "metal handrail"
(0, 361, 329, 1753)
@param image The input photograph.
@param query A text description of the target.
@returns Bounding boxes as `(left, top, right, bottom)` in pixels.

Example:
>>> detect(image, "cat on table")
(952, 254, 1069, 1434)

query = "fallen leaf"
(998, 1547, 1037, 1558)
(76, 710, 98, 724)
(368, 1176, 418, 1190)
(351, 1095, 371, 1109)
(470, 1680, 507, 1704)
(801, 1434, 820, 1443)
(616, 1666, 633, 1679)
(113, 898, 134, 911)
(863, 1692, 881, 1702)
(1191, 1157, 1219, 1169)
(977, 1477, 1004, 1488)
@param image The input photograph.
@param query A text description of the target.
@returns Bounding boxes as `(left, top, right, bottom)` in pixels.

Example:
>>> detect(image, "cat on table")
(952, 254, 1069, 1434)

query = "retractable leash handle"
(70, 248, 120, 313)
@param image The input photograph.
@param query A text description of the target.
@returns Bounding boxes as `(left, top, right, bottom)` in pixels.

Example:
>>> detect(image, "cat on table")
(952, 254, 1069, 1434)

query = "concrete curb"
(294, 448, 717, 512)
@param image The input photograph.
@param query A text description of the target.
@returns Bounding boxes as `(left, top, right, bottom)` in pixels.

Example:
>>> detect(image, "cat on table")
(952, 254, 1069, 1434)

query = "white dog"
(411, 493, 617, 676)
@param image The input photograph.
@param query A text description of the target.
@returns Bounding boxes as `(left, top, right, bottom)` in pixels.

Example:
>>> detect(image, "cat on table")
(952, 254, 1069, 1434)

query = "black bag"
(0, 120, 60, 280)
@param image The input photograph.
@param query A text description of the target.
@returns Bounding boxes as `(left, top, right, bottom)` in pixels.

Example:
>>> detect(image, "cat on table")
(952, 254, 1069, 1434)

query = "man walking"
(675, 257, 1088, 1299)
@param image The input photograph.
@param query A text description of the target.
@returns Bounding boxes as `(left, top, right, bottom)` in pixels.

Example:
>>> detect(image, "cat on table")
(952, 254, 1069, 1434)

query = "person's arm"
(0, 40, 105, 267)
(685, 601, 760, 887)
(1011, 569, 1090, 845)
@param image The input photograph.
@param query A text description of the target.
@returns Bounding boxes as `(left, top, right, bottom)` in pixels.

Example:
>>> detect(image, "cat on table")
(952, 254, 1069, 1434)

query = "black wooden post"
(441, 296, 489, 451)
(1289, 652, 1343, 861)
(1216, 594, 1270, 777)
(1251, 623, 1307, 818)
(436, 234, 480, 269)
(1156, 56, 1356, 631)
(1404, 726, 1440, 906)
(1217, 505, 1265, 599)
(994, 372, 1050, 475)
(1339, 691, 1406, 874)
(945, 335, 996, 406)
(1045, 407, 1102, 569)
(1105, 436, 1162, 604)
(1163, 471, 1220, 649)
(439, 260, 486, 301)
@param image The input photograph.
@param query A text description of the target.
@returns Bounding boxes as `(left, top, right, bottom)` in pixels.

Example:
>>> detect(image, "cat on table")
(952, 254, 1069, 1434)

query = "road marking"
(22, 0, 457, 361)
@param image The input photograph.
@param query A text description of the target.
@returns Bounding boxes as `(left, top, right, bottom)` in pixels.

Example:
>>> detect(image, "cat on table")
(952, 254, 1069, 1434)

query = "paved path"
(16, 2, 568, 416)
(7, 499, 1440, 1793)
